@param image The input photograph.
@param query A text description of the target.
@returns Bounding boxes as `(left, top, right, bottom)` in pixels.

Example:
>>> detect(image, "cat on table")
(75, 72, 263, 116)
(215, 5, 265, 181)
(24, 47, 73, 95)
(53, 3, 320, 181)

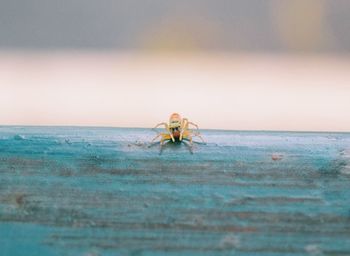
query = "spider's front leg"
(153, 122, 175, 142)
(179, 118, 189, 141)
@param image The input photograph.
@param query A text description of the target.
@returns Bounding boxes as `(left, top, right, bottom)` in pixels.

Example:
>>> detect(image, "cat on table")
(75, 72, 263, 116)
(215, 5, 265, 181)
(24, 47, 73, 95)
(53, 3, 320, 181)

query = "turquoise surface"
(0, 126, 350, 255)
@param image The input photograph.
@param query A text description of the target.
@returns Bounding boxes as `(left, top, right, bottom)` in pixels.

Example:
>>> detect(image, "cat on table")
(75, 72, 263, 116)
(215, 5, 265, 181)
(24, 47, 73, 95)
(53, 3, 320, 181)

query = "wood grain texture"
(0, 127, 350, 256)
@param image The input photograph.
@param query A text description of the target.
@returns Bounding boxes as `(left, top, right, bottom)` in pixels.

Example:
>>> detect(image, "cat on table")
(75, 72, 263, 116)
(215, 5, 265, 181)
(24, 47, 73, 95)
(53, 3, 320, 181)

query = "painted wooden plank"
(0, 127, 350, 256)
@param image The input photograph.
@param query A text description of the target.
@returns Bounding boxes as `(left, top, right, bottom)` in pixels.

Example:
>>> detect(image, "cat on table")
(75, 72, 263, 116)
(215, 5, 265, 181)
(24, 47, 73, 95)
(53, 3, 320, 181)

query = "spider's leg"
(163, 126, 174, 142)
(159, 134, 172, 154)
(180, 126, 186, 141)
(164, 124, 175, 142)
(185, 120, 205, 144)
(151, 133, 162, 143)
(192, 131, 206, 143)
(180, 118, 189, 141)
(153, 122, 175, 143)
(152, 122, 167, 133)
(182, 130, 193, 150)
(189, 134, 193, 146)
(159, 133, 171, 145)
(159, 136, 165, 155)
(182, 140, 194, 154)
(188, 121, 199, 130)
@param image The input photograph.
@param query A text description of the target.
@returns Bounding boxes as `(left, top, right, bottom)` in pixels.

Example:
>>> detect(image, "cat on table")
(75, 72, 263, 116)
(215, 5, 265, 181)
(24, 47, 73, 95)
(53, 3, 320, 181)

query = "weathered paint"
(0, 127, 350, 256)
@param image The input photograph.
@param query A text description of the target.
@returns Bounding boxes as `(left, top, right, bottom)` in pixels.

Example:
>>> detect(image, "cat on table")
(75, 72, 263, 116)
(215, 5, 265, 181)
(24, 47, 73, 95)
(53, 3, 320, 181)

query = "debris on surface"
(272, 153, 284, 161)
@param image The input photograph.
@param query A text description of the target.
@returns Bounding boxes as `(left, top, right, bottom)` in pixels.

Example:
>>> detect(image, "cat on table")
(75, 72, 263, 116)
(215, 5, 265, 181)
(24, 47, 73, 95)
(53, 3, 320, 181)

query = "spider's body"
(151, 113, 205, 152)
(168, 113, 182, 141)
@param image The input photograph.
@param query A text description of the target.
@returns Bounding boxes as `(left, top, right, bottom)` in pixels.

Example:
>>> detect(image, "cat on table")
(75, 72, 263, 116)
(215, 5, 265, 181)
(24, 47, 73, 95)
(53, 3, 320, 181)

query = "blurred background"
(1, 0, 350, 131)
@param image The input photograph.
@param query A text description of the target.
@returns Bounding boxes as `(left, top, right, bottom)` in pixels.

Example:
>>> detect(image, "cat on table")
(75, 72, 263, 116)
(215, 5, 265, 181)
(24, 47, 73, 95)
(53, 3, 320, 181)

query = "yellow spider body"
(152, 113, 205, 151)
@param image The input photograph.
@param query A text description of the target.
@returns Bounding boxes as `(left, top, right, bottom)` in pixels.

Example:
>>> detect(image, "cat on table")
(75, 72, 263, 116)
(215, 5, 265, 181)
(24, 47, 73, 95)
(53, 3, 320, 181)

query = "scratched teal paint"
(0, 126, 350, 256)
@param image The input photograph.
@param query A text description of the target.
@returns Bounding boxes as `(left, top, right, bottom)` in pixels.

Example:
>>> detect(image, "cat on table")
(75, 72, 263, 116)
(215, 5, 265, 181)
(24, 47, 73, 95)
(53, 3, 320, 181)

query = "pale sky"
(1, 52, 350, 132)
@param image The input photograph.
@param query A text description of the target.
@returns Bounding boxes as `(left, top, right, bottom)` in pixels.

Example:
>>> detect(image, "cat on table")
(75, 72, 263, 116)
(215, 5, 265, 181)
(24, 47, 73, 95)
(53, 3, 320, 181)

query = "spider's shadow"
(148, 140, 194, 155)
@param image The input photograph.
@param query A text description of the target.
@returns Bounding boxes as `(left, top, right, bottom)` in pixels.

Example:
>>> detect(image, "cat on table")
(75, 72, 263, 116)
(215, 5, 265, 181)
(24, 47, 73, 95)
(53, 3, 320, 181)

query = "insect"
(151, 113, 205, 152)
